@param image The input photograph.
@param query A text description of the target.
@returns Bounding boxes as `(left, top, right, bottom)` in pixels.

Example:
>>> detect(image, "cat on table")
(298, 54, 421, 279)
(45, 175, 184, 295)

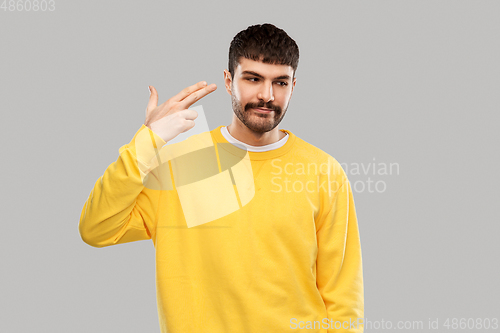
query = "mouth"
(253, 108, 273, 113)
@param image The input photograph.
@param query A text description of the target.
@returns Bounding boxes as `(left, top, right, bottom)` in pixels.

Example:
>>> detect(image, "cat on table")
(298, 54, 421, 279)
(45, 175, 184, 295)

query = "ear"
(290, 77, 297, 96)
(224, 69, 233, 96)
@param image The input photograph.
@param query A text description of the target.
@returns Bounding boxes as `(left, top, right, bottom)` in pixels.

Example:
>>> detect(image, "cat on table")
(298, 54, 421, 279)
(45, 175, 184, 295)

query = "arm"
(78, 125, 166, 248)
(79, 82, 217, 248)
(316, 179, 364, 333)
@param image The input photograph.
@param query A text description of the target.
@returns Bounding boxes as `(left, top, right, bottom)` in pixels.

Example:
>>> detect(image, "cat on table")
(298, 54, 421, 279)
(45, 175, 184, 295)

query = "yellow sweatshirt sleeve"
(79, 125, 166, 248)
(316, 179, 364, 333)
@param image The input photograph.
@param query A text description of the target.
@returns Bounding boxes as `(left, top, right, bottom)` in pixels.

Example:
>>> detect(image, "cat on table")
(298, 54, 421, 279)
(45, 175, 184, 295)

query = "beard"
(231, 89, 289, 133)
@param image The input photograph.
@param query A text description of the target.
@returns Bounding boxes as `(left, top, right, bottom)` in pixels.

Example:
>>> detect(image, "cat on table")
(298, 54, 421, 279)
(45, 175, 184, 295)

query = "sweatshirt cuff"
(120, 124, 167, 181)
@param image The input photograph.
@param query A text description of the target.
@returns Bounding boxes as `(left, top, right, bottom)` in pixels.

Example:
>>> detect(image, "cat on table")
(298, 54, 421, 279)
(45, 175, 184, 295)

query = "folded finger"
(177, 109, 199, 120)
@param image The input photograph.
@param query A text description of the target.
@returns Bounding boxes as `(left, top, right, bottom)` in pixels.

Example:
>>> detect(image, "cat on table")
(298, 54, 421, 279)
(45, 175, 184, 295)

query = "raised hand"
(144, 81, 217, 143)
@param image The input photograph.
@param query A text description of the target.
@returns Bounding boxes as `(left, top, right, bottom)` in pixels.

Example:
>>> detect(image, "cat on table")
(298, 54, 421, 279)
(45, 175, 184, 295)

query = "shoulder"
(292, 135, 332, 161)
(287, 132, 348, 182)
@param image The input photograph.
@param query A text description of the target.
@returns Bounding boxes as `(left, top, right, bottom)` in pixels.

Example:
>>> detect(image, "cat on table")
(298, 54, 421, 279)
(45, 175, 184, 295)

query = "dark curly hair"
(228, 23, 299, 79)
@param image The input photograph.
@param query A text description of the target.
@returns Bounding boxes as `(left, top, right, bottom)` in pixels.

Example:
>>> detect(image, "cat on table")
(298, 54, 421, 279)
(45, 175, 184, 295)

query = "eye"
(246, 77, 259, 82)
(276, 81, 288, 87)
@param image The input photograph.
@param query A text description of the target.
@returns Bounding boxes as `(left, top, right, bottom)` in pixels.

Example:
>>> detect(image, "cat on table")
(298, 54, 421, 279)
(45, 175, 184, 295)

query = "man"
(79, 23, 364, 332)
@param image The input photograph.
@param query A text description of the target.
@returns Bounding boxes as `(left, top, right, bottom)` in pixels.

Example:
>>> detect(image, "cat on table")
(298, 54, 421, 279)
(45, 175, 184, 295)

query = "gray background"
(1, 0, 498, 332)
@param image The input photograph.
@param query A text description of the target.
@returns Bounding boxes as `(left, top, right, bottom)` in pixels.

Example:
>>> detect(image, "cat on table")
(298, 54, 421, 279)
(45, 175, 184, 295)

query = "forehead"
(235, 57, 293, 78)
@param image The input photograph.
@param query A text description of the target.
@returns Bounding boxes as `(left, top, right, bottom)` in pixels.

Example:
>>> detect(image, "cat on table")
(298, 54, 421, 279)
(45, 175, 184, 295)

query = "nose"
(257, 82, 274, 103)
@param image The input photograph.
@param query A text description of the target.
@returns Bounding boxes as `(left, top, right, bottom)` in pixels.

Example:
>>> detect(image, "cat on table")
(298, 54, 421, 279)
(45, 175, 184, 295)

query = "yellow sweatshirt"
(79, 124, 364, 333)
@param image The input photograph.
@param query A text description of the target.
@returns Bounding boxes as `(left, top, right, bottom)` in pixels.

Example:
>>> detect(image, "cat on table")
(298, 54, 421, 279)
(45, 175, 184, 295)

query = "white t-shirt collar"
(220, 126, 289, 152)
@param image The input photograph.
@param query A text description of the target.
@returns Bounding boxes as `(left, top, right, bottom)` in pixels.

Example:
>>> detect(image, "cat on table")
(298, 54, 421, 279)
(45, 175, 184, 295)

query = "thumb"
(146, 86, 158, 113)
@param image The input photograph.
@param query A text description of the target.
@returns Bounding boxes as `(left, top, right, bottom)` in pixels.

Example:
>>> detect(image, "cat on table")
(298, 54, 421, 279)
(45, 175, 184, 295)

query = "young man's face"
(224, 57, 296, 133)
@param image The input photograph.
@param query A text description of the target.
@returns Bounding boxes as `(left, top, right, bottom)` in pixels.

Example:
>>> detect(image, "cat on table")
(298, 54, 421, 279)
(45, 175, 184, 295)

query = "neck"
(226, 116, 285, 146)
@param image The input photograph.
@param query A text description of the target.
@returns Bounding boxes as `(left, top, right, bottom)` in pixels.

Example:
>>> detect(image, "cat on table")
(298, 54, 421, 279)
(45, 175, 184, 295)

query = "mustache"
(245, 102, 281, 114)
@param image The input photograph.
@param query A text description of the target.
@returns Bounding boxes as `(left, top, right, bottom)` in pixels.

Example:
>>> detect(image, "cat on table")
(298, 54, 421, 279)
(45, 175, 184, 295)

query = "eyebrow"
(241, 70, 291, 81)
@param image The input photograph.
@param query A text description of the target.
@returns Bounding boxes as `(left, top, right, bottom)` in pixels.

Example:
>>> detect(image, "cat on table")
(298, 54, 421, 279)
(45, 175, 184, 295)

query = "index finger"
(177, 84, 217, 110)
(171, 81, 207, 102)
